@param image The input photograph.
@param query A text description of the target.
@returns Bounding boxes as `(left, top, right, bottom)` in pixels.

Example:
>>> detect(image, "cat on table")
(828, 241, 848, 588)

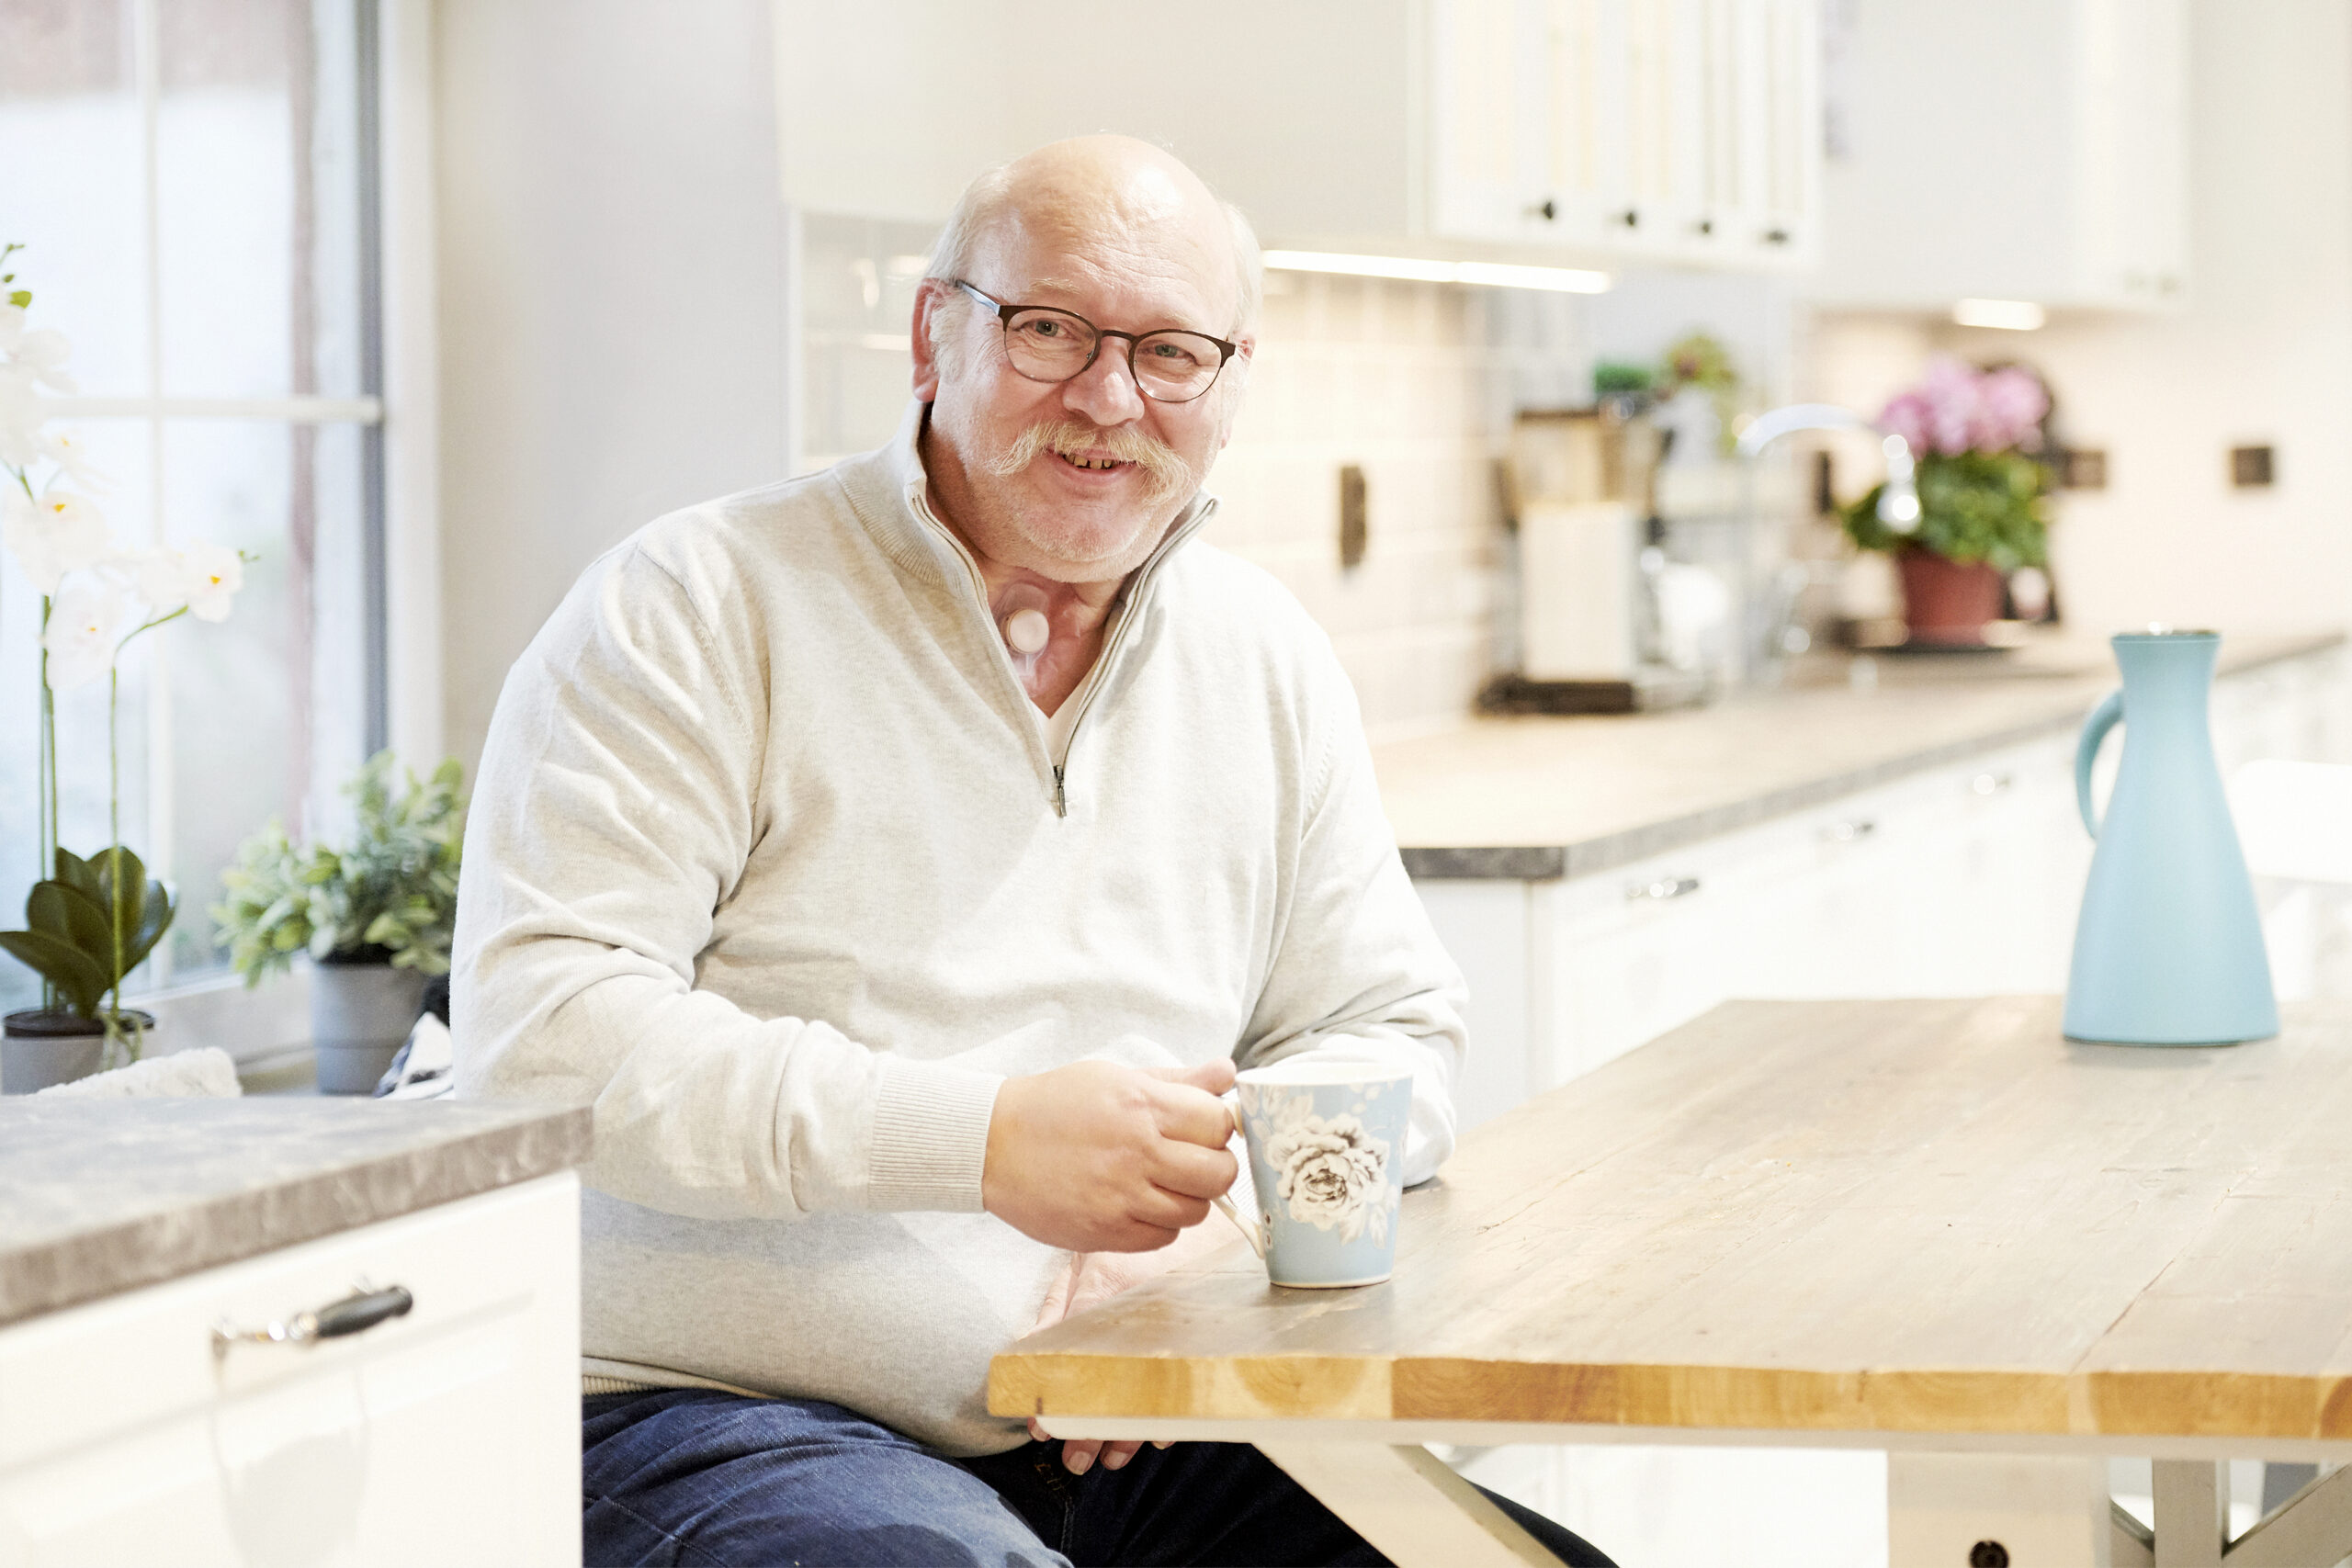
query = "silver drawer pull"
(214, 1282, 413, 1358)
(1821, 818, 1876, 843)
(1626, 875, 1702, 901)
(1971, 772, 2015, 795)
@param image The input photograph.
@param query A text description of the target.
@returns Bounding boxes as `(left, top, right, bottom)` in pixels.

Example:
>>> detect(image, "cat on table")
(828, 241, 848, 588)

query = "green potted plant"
(0, 245, 250, 1091)
(213, 751, 467, 1093)
(1842, 355, 2055, 646)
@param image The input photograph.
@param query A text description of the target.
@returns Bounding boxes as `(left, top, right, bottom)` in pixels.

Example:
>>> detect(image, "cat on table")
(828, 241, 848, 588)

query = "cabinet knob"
(1820, 818, 1876, 843)
(1616, 208, 1641, 229)
(1626, 875, 1701, 901)
(1692, 217, 1715, 236)
(1525, 197, 1559, 221)
(1970, 772, 2014, 796)
(1762, 227, 1792, 245)
(214, 1282, 414, 1358)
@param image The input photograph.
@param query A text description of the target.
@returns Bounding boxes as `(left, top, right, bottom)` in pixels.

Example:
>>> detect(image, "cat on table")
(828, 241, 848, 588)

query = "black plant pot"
(2, 1009, 159, 1094)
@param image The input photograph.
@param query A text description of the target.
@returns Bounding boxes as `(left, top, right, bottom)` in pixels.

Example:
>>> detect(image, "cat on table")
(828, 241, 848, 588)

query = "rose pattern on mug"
(1245, 1086, 1394, 1246)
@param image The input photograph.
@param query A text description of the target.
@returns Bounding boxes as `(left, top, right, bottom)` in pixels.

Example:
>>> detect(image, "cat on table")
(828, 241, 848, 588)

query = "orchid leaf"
(26, 880, 111, 962)
(0, 930, 107, 1018)
(51, 847, 103, 907)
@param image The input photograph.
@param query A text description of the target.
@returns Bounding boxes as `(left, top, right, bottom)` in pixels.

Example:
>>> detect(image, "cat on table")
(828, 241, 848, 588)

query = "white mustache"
(987, 421, 1195, 509)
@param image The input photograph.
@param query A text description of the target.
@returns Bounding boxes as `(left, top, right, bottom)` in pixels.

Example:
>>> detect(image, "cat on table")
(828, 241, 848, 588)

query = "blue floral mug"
(1214, 1060, 1412, 1288)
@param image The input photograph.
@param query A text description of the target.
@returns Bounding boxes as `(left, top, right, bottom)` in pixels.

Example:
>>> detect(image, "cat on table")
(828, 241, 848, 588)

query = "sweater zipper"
(905, 486, 1216, 817)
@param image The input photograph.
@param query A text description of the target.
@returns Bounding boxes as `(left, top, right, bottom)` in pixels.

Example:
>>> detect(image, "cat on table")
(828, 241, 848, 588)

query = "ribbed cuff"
(867, 1056, 1003, 1213)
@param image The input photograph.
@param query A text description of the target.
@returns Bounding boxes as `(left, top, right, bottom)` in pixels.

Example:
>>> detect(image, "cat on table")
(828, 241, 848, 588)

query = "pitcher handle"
(2075, 688, 2125, 839)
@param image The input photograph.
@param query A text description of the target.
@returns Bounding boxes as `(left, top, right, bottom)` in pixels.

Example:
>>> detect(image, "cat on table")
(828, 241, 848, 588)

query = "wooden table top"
(989, 998, 2352, 1445)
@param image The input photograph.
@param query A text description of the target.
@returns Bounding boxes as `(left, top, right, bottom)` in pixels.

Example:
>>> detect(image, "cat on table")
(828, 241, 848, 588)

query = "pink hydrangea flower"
(1877, 355, 2048, 456)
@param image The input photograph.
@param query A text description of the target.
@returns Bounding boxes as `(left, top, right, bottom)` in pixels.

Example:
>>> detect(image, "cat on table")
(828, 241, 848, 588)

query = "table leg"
(2152, 1461, 2225, 1567)
(2210, 1463, 2352, 1567)
(1253, 1440, 1559, 1568)
(1887, 1452, 2140, 1567)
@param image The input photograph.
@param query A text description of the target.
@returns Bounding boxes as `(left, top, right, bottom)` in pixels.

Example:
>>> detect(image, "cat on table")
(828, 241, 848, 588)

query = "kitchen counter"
(1378, 631, 2345, 879)
(0, 1097, 592, 1327)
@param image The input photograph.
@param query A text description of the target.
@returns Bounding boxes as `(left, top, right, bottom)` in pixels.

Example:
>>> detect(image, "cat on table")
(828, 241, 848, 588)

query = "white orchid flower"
(182, 540, 244, 622)
(133, 544, 194, 614)
(0, 307, 75, 395)
(3, 488, 111, 594)
(38, 427, 107, 491)
(42, 574, 129, 689)
(0, 364, 43, 468)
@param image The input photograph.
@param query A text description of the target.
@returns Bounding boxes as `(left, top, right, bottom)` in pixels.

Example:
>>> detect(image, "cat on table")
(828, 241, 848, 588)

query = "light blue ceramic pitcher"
(2064, 630, 2278, 1044)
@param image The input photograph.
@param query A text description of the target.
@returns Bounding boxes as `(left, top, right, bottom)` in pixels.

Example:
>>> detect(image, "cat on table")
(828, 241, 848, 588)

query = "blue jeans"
(582, 1389, 1614, 1567)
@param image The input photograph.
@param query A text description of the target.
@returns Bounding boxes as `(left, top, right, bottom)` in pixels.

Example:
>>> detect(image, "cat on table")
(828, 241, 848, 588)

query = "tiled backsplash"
(1205, 275, 1591, 740)
(800, 209, 1599, 740)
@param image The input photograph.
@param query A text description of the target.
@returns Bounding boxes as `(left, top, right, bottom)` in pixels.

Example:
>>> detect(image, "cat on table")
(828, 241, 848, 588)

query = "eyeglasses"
(952, 280, 1239, 404)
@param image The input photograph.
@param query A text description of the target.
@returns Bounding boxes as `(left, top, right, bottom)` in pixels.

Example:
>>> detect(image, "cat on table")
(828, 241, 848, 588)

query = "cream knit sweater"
(452, 402, 1466, 1455)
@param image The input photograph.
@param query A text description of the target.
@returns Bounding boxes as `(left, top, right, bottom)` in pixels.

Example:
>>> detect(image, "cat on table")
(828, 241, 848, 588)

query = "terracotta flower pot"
(2, 1009, 159, 1095)
(1897, 550, 2007, 646)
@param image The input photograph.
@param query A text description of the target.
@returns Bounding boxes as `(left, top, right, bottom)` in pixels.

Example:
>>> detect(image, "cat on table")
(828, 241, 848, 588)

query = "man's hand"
(982, 1059, 1238, 1253)
(1023, 1221, 1238, 1472)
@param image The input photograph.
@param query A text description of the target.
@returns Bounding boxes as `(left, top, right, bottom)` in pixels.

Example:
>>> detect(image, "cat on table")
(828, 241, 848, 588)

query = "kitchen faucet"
(1735, 403, 1920, 532)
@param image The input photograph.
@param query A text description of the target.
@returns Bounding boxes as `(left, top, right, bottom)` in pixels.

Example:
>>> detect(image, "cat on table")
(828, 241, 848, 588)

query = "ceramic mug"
(1211, 1060, 1411, 1288)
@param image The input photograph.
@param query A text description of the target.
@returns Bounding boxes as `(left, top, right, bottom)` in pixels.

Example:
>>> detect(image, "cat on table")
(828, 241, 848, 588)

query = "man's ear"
(1216, 337, 1257, 453)
(910, 280, 947, 400)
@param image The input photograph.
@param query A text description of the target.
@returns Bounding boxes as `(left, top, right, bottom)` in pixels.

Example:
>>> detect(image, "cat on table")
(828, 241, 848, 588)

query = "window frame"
(37, 0, 444, 1066)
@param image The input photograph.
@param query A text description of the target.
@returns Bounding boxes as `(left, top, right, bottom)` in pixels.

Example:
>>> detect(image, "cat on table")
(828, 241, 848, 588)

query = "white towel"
(38, 1046, 242, 1100)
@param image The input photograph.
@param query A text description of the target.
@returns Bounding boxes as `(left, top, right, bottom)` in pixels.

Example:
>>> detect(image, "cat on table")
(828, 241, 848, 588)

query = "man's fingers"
(1149, 1080, 1242, 1148)
(1127, 1184, 1210, 1235)
(1148, 1140, 1238, 1201)
(1032, 1260, 1076, 1331)
(1074, 1214, 1182, 1253)
(1148, 1059, 1238, 1097)
(1099, 1440, 1147, 1471)
(1062, 1438, 1104, 1474)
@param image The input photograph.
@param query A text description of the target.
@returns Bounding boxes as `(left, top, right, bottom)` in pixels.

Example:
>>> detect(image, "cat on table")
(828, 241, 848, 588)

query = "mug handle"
(1210, 1192, 1266, 1258)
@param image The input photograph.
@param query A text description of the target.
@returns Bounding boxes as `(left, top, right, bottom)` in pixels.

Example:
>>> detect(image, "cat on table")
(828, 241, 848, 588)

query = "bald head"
(927, 136, 1261, 338)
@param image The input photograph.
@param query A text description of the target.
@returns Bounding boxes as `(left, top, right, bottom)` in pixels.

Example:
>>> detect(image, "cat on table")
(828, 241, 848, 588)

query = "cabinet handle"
(1970, 772, 2014, 796)
(1525, 197, 1558, 221)
(1615, 208, 1641, 229)
(1692, 217, 1714, 236)
(1626, 875, 1701, 901)
(1820, 818, 1876, 842)
(1762, 227, 1792, 245)
(214, 1282, 413, 1357)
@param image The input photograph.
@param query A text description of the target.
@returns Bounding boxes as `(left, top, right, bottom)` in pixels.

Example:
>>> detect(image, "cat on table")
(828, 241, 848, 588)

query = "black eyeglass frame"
(951, 279, 1241, 403)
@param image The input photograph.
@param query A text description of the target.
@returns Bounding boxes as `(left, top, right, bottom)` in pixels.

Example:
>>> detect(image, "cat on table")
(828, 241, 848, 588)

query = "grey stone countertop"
(0, 1098, 593, 1328)
(1378, 630, 2346, 881)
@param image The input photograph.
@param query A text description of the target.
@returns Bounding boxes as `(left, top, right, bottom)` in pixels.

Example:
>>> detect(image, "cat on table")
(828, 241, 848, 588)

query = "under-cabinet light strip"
(1262, 250, 1611, 295)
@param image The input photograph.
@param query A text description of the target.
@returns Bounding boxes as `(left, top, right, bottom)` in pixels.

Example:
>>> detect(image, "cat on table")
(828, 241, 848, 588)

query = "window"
(0, 0, 382, 1007)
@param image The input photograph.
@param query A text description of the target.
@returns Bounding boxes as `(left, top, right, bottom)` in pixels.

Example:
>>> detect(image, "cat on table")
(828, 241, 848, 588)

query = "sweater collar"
(841, 399, 1217, 600)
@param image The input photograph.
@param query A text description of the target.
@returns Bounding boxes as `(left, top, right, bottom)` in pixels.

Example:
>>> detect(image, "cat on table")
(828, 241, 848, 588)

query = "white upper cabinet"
(1804, 0, 2188, 311)
(773, 0, 1822, 274)
(1428, 0, 1821, 268)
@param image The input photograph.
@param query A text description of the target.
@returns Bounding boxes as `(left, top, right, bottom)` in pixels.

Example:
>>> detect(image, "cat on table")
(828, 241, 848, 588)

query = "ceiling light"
(1262, 250, 1611, 294)
(1951, 298, 2047, 331)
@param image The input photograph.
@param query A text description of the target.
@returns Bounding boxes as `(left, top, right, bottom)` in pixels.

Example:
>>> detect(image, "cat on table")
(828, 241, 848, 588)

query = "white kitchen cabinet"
(1424, 647, 2347, 1127)
(1430, 0, 1820, 267)
(0, 1174, 581, 1568)
(774, 0, 1821, 274)
(1804, 0, 2188, 310)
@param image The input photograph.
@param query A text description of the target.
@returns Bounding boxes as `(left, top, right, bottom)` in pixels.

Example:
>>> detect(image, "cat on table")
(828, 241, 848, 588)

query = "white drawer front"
(0, 1172, 580, 1568)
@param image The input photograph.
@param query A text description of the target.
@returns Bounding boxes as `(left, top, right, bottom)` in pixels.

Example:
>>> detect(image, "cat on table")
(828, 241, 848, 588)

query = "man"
(455, 135, 1610, 1566)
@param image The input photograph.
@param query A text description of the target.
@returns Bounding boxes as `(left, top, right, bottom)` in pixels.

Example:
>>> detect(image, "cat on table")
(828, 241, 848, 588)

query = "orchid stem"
(107, 663, 124, 1049)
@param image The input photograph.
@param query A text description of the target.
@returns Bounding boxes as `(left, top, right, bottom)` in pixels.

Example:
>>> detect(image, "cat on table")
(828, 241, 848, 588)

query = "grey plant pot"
(2, 1010, 157, 1095)
(311, 961, 428, 1095)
